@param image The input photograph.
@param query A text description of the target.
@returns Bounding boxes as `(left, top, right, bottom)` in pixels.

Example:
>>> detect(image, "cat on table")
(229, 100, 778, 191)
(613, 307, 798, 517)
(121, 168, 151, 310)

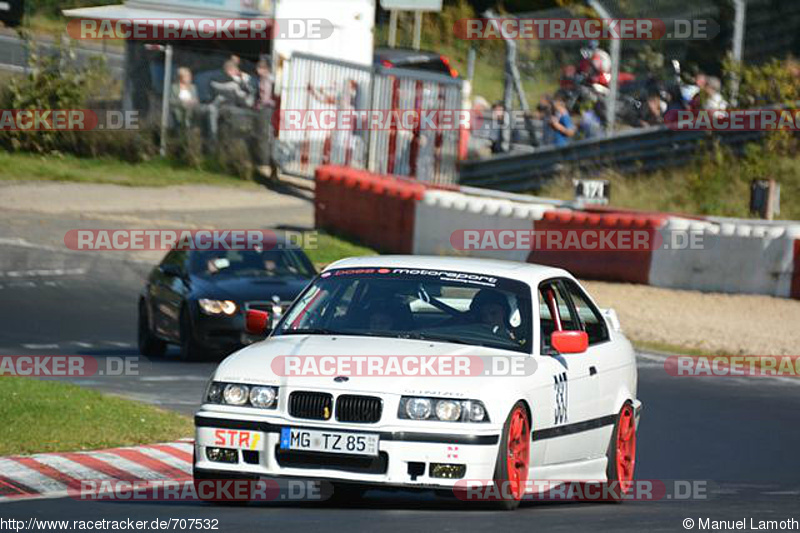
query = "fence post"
(413, 10, 422, 50)
(588, 0, 619, 134)
(730, 0, 746, 106)
(388, 10, 398, 48)
(159, 44, 173, 158)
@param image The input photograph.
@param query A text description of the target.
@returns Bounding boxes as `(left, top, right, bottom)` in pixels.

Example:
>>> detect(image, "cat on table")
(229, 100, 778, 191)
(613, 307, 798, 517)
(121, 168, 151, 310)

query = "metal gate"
(277, 52, 462, 185)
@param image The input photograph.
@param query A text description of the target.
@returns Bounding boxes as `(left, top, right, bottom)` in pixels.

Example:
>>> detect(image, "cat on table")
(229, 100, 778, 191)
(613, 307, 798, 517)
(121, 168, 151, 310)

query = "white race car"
(193, 256, 641, 509)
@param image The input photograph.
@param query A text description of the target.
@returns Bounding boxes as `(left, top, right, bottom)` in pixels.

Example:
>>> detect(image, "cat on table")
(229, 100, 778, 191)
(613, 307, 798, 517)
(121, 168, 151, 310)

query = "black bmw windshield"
(275, 267, 533, 353)
(190, 249, 315, 279)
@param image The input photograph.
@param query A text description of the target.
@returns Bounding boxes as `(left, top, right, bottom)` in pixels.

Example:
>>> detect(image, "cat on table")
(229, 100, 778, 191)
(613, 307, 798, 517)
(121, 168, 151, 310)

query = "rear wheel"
(490, 401, 530, 511)
(605, 402, 637, 502)
(138, 300, 166, 358)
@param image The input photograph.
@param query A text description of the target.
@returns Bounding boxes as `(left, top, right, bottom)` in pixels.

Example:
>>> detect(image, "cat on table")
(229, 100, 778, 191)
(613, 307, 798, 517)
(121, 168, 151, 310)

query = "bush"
(0, 37, 156, 161)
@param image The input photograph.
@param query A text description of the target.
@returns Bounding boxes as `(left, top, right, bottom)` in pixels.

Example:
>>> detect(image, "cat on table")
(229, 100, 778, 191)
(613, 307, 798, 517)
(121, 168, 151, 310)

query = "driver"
(470, 289, 514, 338)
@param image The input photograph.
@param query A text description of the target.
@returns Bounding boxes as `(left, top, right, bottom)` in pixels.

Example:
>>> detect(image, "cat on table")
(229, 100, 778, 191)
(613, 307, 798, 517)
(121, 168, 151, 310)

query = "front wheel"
(490, 401, 530, 511)
(605, 402, 637, 502)
(138, 300, 167, 358)
(179, 308, 207, 362)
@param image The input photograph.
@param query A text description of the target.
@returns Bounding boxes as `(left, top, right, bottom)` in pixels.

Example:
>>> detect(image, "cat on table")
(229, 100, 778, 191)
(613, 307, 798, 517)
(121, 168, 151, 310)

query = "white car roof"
(325, 255, 572, 285)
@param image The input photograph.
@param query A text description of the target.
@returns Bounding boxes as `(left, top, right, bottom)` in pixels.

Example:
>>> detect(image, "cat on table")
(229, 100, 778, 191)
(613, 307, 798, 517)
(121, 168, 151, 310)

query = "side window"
(563, 280, 609, 345)
(162, 249, 188, 274)
(538, 281, 579, 353)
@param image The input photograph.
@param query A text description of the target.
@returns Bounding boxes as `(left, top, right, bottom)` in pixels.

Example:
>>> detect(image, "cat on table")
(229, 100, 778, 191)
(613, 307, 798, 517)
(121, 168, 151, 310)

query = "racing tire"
(490, 401, 530, 511)
(138, 300, 167, 358)
(179, 308, 207, 362)
(604, 402, 637, 503)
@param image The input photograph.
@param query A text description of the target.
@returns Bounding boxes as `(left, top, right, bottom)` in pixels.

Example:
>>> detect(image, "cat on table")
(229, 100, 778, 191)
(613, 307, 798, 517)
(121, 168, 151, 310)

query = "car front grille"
(275, 448, 389, 474)
(336, 395, 383, 423)
(289, 391, 333, 420)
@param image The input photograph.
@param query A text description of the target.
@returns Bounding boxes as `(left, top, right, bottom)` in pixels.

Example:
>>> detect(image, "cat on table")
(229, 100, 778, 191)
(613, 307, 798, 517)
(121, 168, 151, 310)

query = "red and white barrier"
(413, 189, 554, 262)
(313, 166, 800, 300)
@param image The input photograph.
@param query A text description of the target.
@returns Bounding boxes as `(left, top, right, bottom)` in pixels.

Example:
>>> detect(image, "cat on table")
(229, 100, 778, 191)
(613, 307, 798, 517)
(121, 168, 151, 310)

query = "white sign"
(380, 0, 442, 12)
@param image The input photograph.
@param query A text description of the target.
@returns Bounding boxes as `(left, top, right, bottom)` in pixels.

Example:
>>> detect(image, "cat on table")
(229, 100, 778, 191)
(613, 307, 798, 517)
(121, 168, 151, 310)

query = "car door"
(150, 249, 190, 341)
(561, 278, 620, 458)
(536, 278, 602, 466)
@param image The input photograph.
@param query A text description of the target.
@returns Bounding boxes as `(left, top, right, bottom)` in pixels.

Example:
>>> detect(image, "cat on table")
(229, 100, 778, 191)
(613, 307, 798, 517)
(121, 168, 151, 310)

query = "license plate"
(280, 428, 379, 456)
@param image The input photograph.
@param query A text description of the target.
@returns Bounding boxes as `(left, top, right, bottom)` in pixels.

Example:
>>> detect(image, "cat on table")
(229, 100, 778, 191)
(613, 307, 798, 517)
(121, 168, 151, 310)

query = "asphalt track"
(1, 240, 799, 532)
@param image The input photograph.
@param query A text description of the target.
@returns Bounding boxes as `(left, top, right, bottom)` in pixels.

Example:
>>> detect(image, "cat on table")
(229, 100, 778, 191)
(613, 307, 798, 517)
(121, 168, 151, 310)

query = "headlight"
(404, 397, 432, 420)
(435, 400, 462, 422)
(198, 299, 237, 315)
(467, 400, 487, 422)
(249, 386, 277, 408)
(399, 397, 489, 423)
(223, 384, 248, 405)
(205, 381, 278, 409)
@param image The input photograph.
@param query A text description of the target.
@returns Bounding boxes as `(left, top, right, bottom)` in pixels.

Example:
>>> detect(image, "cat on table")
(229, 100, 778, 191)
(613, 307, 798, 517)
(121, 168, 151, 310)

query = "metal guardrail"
(458, 125, 765, 193)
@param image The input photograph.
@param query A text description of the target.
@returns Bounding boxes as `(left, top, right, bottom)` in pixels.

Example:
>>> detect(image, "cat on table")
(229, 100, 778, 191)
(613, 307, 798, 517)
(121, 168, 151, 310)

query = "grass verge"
(0, 377, 193, 456)
(306, 232, 379, 269)
(539, 142, 800, 221)
(0, 152, 257, 188)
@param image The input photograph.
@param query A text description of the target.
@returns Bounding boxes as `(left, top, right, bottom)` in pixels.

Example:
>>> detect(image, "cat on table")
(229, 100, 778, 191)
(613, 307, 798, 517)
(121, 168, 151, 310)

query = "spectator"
(639, 92, 665, 126)
(255, 59, 275, 109)
(665, 84, 688, 114)
(689, 72, 707, 110)
(211, 60, 256, 108)
(703, 76, 728, 113)
(169, 67, 199, 128)
(549, 95, 576, 147)
(578, 100, 604, 139)
(489, 101, 506, 154)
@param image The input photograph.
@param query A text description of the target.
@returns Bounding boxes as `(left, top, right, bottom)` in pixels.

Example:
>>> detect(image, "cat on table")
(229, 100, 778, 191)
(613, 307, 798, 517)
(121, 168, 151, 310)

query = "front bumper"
(194, 410, 501, 489)
(192, 313, 267, 352)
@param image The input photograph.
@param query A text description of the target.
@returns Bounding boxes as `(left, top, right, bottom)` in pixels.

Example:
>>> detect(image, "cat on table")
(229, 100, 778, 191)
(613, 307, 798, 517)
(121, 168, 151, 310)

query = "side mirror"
(551, 330, 588, 354)
(159, 264, 182, 277)
(245, 309, 270, 335)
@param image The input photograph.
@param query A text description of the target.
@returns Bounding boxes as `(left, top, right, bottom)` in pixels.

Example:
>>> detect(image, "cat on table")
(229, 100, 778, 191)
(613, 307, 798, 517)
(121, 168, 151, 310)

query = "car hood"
(192, 275, 310, 302)
(214, 335, 532, 397)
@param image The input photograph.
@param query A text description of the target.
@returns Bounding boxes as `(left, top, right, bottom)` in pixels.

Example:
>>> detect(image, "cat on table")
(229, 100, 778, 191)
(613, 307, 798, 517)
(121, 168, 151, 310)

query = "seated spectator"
(169, 67, 199, 128)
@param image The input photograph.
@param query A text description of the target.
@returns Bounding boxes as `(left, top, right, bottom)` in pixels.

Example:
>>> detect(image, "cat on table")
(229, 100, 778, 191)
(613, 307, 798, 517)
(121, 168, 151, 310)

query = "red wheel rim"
(615, 404, 636, 491)
(505, 407, 530, 500)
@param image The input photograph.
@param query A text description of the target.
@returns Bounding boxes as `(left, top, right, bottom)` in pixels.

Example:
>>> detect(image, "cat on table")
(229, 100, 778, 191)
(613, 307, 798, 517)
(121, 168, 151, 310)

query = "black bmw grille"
(289, 391, 333, 420)
(336, 395, 382, 423)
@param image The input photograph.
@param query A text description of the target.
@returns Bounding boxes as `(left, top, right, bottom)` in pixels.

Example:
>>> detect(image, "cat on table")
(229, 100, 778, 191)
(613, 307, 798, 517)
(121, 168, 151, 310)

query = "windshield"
(275, 267, 533, 353)
(190, 249, 315, 279)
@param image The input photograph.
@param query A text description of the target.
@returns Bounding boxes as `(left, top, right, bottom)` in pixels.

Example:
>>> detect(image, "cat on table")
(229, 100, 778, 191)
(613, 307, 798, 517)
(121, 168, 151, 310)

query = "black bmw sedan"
(138, 245, 316, 361)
